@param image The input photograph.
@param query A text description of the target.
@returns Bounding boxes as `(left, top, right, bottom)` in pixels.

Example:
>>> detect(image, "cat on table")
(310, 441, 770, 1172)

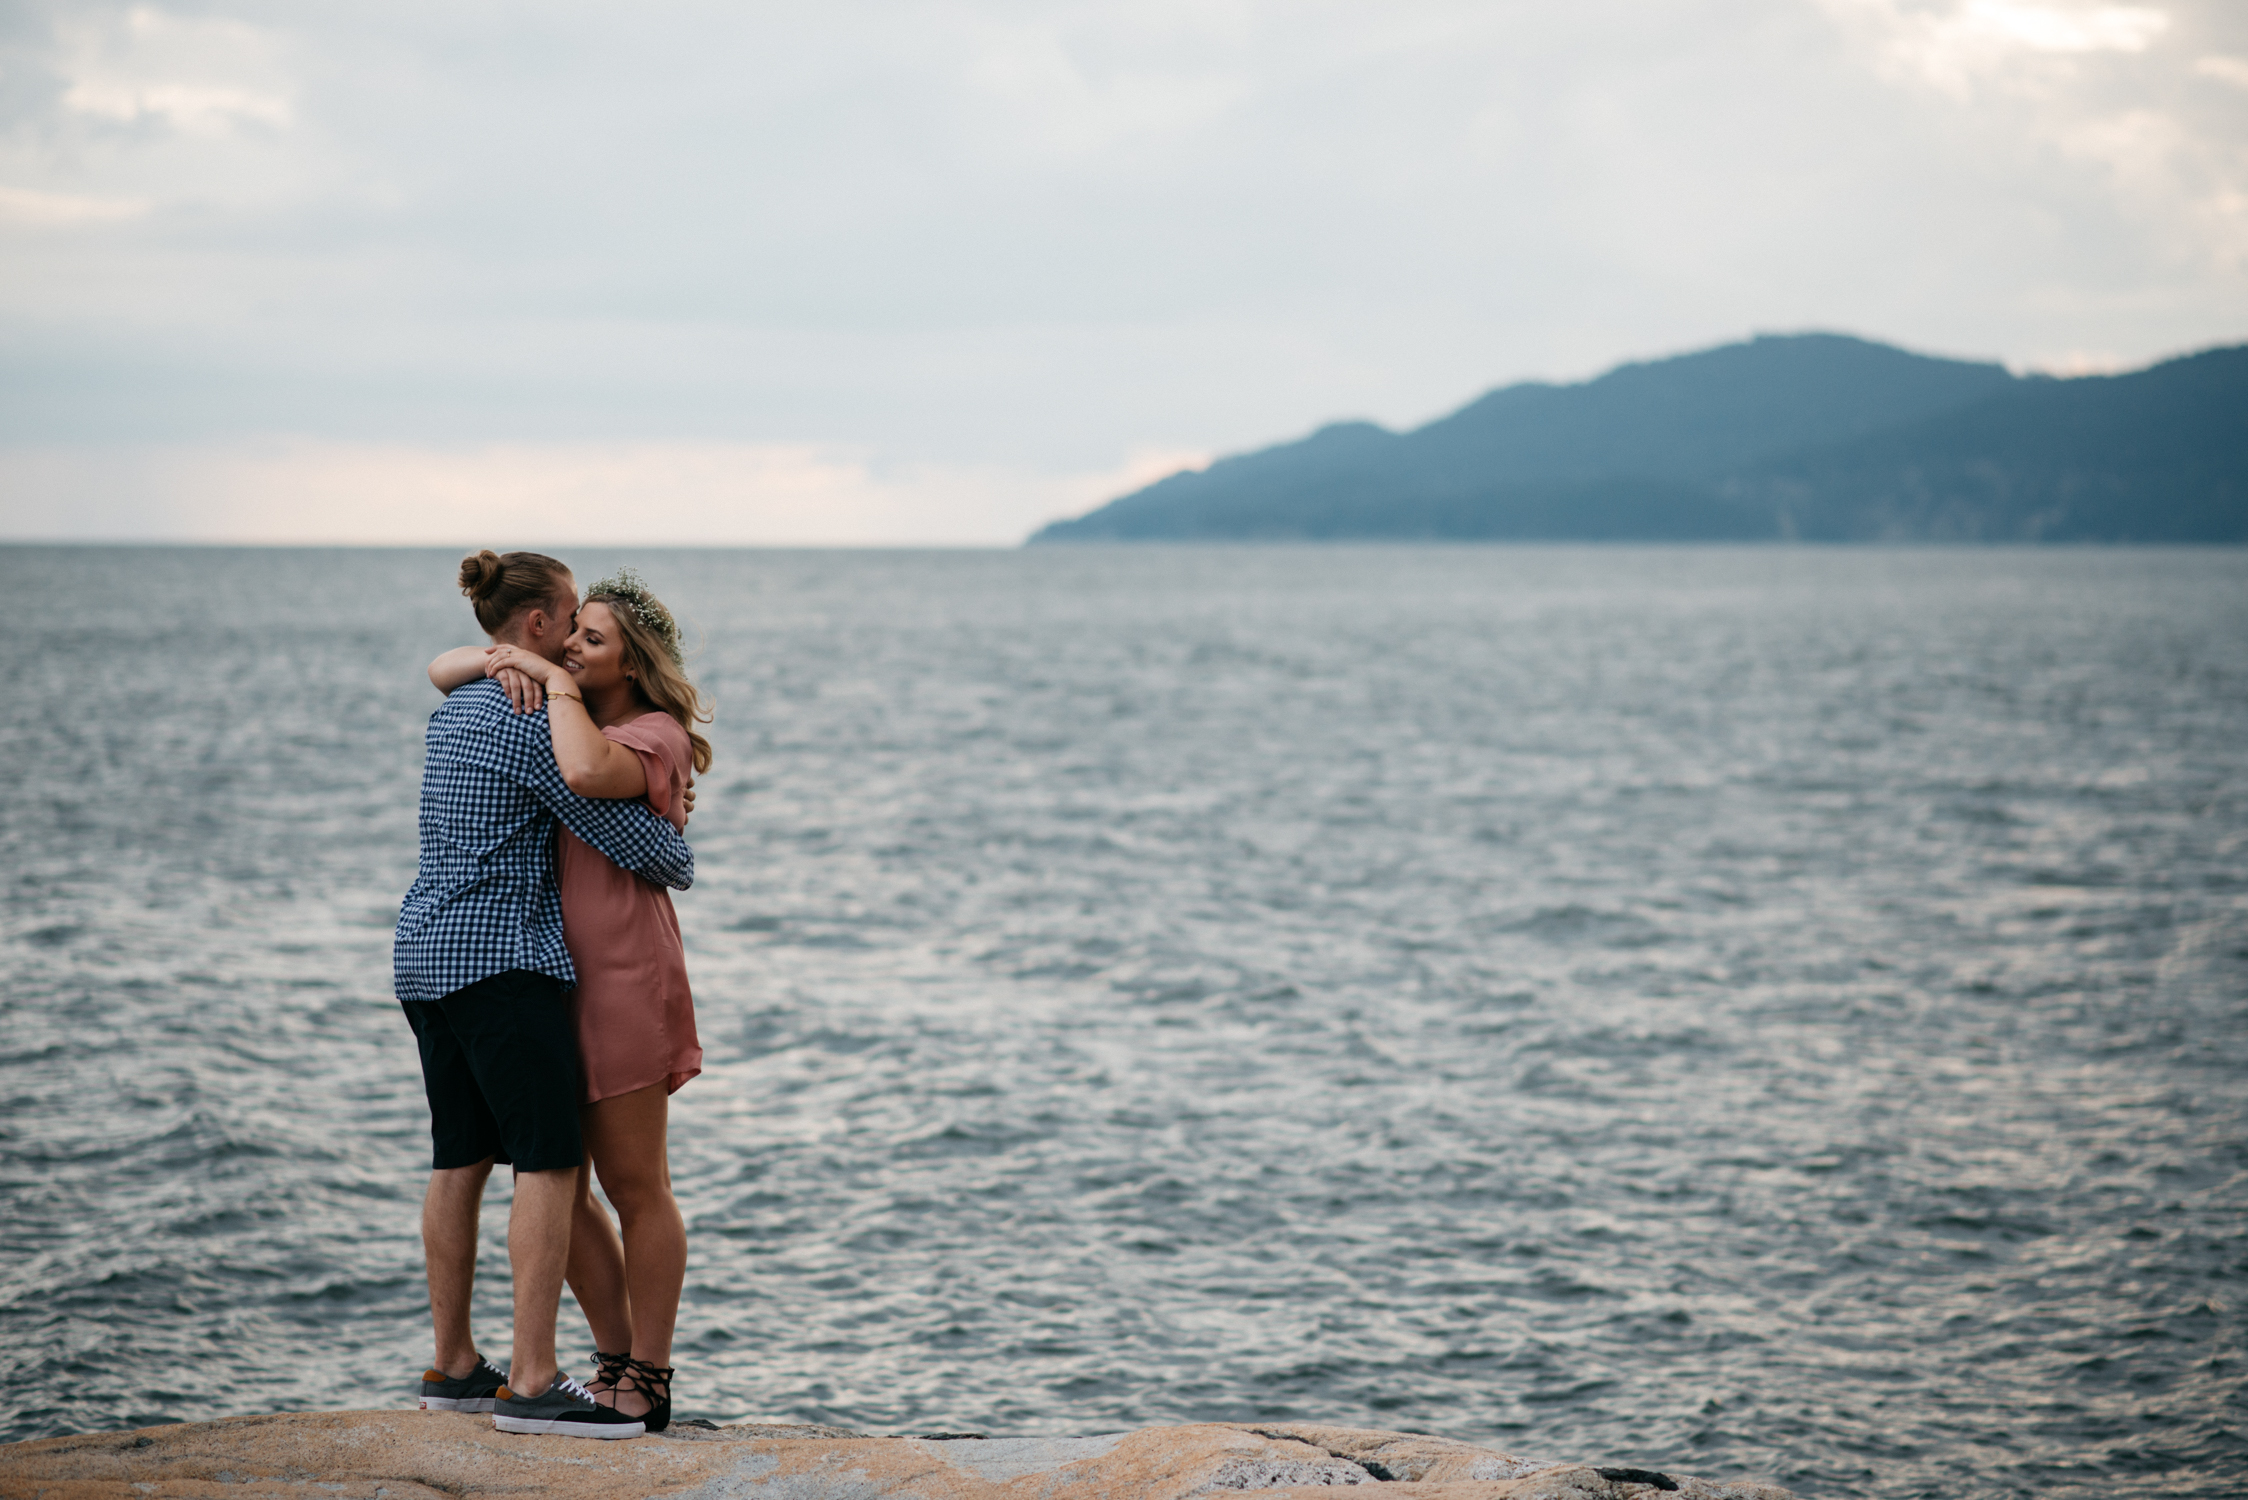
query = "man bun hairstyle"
(458, 549, 573, 634)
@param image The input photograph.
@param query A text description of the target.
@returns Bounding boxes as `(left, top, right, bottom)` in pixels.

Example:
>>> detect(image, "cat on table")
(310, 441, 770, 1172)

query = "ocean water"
(2, 544, 2244, 1499)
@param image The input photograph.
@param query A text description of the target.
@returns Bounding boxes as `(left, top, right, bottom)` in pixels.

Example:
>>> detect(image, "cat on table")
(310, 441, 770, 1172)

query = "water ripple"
(2, 545, 2244, 1500)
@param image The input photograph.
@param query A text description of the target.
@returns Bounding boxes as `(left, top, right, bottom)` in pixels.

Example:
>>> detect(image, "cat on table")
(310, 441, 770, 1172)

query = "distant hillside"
(1029, 334, 2248, 543)
(1730, 345, 2248, 541)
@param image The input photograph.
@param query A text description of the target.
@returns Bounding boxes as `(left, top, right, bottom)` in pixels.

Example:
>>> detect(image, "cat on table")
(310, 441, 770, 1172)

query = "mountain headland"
(1029, 334, 2248, 543)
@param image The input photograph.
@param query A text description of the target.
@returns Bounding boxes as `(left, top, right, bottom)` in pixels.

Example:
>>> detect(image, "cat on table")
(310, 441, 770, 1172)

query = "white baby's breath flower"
(582, 567, 685, 668)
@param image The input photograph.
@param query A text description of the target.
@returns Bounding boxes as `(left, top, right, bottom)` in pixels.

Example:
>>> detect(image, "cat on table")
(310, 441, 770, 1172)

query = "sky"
(2, 0, 2244, 545)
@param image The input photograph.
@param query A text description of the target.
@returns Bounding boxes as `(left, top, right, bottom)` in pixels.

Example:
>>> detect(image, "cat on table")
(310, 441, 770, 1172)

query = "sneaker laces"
(553, 1373, 597, 1402)
(480, 1356, 507, 1381)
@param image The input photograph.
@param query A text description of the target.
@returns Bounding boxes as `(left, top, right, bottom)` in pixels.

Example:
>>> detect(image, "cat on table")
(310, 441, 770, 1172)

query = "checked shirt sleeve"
(462, 693, 695, 890)
(542, 773, 695, 890)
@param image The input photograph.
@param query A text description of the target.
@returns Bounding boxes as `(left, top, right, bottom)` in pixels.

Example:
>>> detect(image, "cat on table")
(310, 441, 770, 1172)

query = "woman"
(430, 565, 711, 1432)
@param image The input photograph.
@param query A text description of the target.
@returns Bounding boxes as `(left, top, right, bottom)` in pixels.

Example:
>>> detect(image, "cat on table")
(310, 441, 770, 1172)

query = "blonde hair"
(459, 549, 572, 634)
(581, 576, 713, 775)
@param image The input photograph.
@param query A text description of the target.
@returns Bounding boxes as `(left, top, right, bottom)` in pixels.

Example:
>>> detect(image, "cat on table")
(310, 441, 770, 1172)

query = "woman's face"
(564, 600, 632, 692)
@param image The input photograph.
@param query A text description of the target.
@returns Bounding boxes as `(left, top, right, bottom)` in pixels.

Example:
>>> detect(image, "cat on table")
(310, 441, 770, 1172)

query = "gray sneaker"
(419, 1354, 507, 1413)
(492, 1373, 645, 1439)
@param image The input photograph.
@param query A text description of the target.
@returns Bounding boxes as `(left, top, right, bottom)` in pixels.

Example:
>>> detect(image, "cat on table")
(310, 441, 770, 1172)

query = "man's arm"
(453, 685, 694, 889)
(540, 779, 694, 891)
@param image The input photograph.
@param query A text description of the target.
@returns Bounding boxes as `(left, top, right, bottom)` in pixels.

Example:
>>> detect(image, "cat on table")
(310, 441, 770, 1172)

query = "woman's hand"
(484, 644, 567, 714)
(483, 646, 564, 706)
(483, 643, 559, 682)
(493, 665, 544, 714)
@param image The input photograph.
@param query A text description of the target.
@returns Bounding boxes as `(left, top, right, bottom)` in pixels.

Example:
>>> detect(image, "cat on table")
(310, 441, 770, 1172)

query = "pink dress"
(557, 711, 702, 1104)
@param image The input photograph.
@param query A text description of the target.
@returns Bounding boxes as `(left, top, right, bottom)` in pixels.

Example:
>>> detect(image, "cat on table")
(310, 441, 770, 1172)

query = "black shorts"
(402, 969, 583, 1172)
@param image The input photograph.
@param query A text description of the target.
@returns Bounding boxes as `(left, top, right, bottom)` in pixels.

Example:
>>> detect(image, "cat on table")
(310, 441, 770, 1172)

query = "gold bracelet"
(547, 692, 583, 704)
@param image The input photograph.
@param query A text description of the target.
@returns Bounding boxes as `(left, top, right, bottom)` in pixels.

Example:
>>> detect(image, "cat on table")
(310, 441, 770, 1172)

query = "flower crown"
(582, 567, 685, 669)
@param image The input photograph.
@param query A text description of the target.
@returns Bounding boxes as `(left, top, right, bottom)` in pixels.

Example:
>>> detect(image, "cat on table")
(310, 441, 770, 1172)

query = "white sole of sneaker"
(491, 1414, 645, 1439)
(419, 1396, 496, 1413)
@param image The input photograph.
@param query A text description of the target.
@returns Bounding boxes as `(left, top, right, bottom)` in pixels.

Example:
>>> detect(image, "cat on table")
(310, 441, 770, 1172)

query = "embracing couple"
(392, 549, 710, 1441)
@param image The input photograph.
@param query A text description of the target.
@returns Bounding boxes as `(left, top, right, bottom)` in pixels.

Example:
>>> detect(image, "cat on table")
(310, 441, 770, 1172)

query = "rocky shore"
(0, 1411, 1797, 1500)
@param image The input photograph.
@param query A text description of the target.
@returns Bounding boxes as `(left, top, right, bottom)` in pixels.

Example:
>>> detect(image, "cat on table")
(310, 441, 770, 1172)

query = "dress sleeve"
(603, 715, 692, 829)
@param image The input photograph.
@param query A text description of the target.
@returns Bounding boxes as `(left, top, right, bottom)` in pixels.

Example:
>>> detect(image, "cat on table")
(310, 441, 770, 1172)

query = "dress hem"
(582, 1064, 701, 1106)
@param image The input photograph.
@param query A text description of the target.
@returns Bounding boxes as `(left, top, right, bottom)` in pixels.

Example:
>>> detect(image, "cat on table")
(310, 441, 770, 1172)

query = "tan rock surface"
(0, 1410, 1796, 1500)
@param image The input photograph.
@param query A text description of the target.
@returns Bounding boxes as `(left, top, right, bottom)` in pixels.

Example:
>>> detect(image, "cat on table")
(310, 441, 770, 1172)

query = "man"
(395, 549, 692, 1441)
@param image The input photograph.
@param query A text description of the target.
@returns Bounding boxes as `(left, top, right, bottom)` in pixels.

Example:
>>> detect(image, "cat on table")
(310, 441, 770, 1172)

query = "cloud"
(961, 14, 1251, 159)
(63, 80, 290, 132)
(0, 440, 1212, 546)
(54, 6, 293, 135)
(0, 3, 310, 249)
(1812, 0, 2248, 275)
(1821, 1, 2171, 93)
(0, 183, 149, 225)
(2196, 54, 2248, 88)
(0, 1, 2241, 542)
(1949, 1, 2167, 53)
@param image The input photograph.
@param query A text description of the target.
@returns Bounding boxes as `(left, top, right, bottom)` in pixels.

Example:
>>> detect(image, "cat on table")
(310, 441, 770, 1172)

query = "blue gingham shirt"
(393, 678, 694, 1003)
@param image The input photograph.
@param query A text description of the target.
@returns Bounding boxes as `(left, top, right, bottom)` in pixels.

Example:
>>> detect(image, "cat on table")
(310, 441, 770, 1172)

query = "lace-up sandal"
(622, 1358, 675, 1434)
(588, 1348, 632, 1396)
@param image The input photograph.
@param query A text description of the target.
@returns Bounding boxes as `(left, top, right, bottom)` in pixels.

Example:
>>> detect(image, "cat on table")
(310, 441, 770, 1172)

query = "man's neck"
(491, 628, 563, 666)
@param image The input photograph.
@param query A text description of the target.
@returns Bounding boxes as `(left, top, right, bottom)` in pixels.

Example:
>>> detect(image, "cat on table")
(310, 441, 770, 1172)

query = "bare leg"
(565, 1157, 634, 1376)
(505, 1166, 577, 1395)
(583, 1083, 685, 1419)
(422, 1158, 495, 1379)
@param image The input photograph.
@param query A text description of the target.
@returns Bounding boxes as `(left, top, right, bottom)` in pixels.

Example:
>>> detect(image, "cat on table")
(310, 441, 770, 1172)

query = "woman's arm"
(428, 646, 493, 693)
(482, 645, 648, 800)
(430, 645, 545, 712)
(546, 697, 649, 798)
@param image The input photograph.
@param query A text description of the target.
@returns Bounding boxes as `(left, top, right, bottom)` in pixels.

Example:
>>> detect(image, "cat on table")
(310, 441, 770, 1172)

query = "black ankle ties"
(624, 1358, 675, 1434)
(591, 1349, 632, 1392)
